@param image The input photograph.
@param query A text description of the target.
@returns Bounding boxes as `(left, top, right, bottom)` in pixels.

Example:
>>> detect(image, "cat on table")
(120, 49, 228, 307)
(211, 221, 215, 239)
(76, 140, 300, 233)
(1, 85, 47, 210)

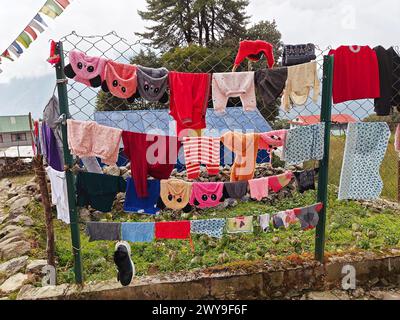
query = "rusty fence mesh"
(60, 31, 399, 202)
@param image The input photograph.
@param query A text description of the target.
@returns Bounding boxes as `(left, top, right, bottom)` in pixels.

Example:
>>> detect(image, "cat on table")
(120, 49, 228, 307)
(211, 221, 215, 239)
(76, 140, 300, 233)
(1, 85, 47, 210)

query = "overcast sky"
(0, 0, 399, 116)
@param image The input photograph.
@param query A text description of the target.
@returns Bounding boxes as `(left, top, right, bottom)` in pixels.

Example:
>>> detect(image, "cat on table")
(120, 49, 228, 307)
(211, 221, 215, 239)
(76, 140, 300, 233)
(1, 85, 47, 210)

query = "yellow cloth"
(220, 132, 260, 182)
(160, 179, 192, 210)
(282, 61, 320, 111)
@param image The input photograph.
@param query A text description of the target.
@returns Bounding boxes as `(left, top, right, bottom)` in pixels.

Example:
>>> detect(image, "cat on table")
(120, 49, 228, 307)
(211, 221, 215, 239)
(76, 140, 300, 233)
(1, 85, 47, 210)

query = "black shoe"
(113, 241, 135, 286)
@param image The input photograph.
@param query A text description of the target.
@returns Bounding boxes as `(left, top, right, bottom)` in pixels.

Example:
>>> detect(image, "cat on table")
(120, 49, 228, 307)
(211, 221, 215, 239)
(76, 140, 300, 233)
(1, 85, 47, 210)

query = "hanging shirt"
(222, 181, 248, 199)
(282, 43, 316, 66)
(190, 182, 224, 209)
(159, 179, 192, 211)
(124, 177, 161, 215)
(42, 122, 63, 171)
(248, 177, 269, 201)
(233, 40, 275, 69)
(76, 171, 127, 212)
(254, 68, 288, 106)
(268, 171, 293, 193)
(338, 122, 390, 200)
(329, 45, 380, 104)
(121, 131, 180, 198)
(45, 166, 69, 224)
(281, 61, 320, 111)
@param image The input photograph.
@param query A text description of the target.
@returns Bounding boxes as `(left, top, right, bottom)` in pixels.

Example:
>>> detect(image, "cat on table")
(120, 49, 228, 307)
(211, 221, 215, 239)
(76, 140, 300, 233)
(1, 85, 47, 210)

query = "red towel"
(155, 221, 191, 239)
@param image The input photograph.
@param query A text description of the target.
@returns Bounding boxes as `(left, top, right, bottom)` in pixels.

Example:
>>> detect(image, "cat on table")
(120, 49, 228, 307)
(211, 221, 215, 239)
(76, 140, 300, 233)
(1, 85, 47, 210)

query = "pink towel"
(268, 171, 293, 193)
(395, 124, 400, 153)
(67, 119, 122, 165)
(248, 177, 268, 200)
(189, 182, 224, 208)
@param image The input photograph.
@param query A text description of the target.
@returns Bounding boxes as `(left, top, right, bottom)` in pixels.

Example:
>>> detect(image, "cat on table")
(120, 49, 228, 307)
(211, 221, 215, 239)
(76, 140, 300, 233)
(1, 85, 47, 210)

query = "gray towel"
(255, 68, 288, 105)
(136, 65, 169, 102)
(223, 181, 248, 199)
(86, 222, 121, 241)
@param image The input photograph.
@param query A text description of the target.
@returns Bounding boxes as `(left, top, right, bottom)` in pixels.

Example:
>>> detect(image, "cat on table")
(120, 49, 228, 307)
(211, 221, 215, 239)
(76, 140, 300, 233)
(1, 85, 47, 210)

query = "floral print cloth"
(190, 219, 226, 238)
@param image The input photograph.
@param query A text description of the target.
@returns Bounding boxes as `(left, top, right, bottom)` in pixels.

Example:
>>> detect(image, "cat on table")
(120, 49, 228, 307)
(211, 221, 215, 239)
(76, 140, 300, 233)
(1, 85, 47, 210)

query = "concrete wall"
(0, 131, 32, 149)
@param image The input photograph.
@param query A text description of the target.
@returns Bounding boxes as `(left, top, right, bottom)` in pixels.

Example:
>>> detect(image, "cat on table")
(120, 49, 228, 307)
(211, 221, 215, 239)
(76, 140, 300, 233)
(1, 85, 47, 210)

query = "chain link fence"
(60, 31, 399, 202)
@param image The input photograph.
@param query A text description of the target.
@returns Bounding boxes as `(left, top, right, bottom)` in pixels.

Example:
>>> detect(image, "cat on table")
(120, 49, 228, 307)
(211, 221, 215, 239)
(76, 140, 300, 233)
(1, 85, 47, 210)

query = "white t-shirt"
(45, 166, 70, 224)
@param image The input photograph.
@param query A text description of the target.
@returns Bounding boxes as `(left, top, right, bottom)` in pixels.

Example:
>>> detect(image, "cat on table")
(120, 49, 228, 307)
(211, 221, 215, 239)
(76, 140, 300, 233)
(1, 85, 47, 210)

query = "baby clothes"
(282, 43, 316, 67)
(155, 221, 191, 239)
(338, 122, 390, 200)
(190, 219, 226, 238)
(221, 132, 260, 181)
(282, 61, 320, 111)
(282, 209, 298, 228)
(222, 181, 248, 199)
(45, 166, 70, 224)
(67, 119, 122, 165)
(101, 60, 138, 102)
(226, 216, 253, 233)
(159, 179, 192, 211)
(122, 131, 180, 198)
(282, 123, 325, 165)
(272, 213, 285, 229)
(190, 182, 224, 209)
(124, 178, 161, 215)
(76, 171, 126, 213)
(86, 222, 121, 241)
(212, 72, 256, 113)
(182, 136, 220, 179)
(233, 40, 275, 69)
(395, 124, 400, 153)
(268, 171, 293, 193)
(294, 169, 317, 193)
(294, 203, 323, 230)
(248, 177, 269, 201)
(42, 122, 63, 171)
(168, 71, 211, 136)
(254, 68, 288, 105)
(136, 65, 169, 103)
(64, 50, 107, 87)
(121, 222, 155, 243)
(259, 129, 288, 153)
(259, 213, 270, 232)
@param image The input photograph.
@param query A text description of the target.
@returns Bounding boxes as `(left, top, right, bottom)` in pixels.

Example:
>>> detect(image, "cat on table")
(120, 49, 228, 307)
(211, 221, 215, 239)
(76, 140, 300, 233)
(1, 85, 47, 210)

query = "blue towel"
(190, 219, 226, 238)
(123, 177, 161, 215)
(121, 222, 155, 242)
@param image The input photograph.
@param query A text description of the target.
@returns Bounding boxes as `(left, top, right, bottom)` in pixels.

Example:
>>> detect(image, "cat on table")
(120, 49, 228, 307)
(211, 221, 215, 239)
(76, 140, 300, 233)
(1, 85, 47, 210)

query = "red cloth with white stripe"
(182, 136, 220, 179)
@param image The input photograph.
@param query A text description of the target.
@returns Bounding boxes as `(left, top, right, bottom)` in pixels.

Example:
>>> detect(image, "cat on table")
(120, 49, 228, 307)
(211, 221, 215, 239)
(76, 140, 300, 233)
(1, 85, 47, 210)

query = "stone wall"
(0, 159, 33, 179)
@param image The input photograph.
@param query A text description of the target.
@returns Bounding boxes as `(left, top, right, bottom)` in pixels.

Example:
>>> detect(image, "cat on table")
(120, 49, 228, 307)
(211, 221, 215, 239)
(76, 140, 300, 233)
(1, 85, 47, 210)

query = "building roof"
(289, 114, 357, 125)
(0, 115, 32, 133)
(94, 107, 272, 136)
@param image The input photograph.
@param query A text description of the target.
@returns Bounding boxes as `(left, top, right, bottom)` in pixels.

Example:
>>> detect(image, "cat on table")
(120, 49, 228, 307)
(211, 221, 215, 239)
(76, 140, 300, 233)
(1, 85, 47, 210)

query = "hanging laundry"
(212, 72, 256, 114)
(268, 171, 293, 193)
(294, 169, 318, 193)
(259, 214, 270, 232)
(259, 129, 288, 156)
(190, 219, 226, 238)
(159, 179, 192, 211)
(135, 65, 169, 103)
(272, 213, 285, 229)
(190, 182, 224, 208)
(329, 46, 380, 104)
(282, 123, 325, 165)
(220, 132, 260, 181)
(80, 156, 103, 174)
(281, 61, 320, 111)
(155, 221, 191, 239)
(294, 203, 322, 230)
(254, 68, 288, 105)
(395, 124, 400, 153)
(373, 46, 400, 116)
(121, 222, 155, 243)
(86, 222, 121, 241)
(248, 177, 269, 201)
(45, 166, 69, 224)
(338, 122, 390, 200)
(76, 172, 127, 212)
(222, 181, 248, 199)
(124, 178, 161, 215)
(233, 40, 275, 69)
(282, 209, 298, 228)
(226, 216, 253, 234)
(64, 50, 108, 88)
(42, 122, 63, 171)
(101, 60, 138, 102)
(67, 119, 122, 165)
(168, 71, 211, 136)
(182, 136, 220, 179)
(121, 131, 180, 198)
(282, 43, 316, 67)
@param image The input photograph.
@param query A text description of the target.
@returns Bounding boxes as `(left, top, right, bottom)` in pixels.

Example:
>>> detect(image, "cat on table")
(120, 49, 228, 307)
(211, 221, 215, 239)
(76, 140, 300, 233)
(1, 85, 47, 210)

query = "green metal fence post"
(55, 41, 84, 284)
(315, 55, 334, 262)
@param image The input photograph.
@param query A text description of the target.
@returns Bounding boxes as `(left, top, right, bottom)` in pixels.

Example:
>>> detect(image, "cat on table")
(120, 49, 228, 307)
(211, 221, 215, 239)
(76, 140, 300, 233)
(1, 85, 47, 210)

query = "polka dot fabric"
(338, 122, 390, 200)
(190, 219, 226, 238)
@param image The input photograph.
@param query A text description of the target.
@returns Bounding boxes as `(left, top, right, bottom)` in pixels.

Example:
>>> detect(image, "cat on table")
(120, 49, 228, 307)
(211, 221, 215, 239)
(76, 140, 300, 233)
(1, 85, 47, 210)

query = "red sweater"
(329, 45, 380, 104)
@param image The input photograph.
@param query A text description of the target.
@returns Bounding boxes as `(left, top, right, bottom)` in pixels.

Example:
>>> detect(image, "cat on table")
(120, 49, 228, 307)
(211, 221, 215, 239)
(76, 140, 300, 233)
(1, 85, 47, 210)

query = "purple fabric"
(42, 122, 63, 171)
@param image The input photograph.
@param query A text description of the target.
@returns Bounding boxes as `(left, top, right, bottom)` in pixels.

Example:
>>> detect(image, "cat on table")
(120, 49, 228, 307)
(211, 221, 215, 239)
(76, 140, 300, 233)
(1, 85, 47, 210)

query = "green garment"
(76, 172, 126, 213)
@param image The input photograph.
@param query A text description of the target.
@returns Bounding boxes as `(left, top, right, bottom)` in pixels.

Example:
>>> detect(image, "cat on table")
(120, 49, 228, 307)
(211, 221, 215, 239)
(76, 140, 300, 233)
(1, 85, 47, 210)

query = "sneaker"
(113, 241, 135, 286)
